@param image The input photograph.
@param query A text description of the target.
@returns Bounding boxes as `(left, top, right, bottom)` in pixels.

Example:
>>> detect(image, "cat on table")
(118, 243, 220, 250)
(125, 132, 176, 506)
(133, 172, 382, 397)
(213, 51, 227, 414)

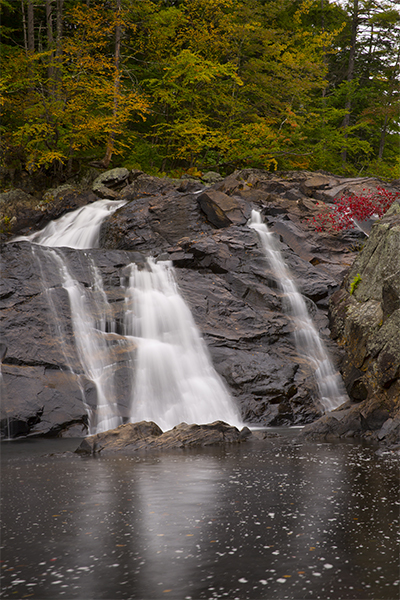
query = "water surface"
(1, 434, 398, 599)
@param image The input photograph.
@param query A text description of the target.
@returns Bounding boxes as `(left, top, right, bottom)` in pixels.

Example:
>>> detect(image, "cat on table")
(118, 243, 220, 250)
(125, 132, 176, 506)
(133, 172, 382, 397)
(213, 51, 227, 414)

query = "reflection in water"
(1, 436, 399, 599)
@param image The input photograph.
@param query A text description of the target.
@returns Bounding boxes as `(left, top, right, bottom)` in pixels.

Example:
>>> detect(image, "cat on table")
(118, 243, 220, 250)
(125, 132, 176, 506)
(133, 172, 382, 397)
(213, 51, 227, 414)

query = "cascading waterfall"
(249, 210, 347, 412)
(123, 259, 242, 431)
(14, 199, 127, 248)
(47, 250, 126, 433)
(15, 199, 241, 433)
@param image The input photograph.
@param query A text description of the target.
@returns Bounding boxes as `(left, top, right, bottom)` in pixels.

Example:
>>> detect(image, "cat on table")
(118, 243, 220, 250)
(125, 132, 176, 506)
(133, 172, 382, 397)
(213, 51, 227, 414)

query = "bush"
(309, 188, 400, 232)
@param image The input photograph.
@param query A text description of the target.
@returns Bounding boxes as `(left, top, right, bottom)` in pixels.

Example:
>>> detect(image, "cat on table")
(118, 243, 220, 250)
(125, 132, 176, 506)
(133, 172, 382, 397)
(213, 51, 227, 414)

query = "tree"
(0, 1, 149, 174)
(0, 0, 398, 178)
(326, 0, 400, 176)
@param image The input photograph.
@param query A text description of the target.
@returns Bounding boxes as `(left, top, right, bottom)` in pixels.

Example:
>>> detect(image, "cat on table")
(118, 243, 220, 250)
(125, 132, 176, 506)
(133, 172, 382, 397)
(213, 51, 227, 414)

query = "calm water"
(1, 433, 399, 600)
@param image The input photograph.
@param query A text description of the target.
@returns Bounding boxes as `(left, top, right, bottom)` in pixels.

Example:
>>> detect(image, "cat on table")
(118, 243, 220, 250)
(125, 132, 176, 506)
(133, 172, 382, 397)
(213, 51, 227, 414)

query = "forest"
(1, 0, 399, 180)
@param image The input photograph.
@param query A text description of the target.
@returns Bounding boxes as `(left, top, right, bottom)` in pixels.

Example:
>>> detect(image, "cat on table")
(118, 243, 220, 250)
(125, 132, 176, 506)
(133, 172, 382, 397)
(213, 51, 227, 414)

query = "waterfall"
(45, 250, 126, 433)
(123, 259, 242, 431)
(249, 210, 347, 412)
(14, 199, 127, 248)
(14, 199, 241, 434)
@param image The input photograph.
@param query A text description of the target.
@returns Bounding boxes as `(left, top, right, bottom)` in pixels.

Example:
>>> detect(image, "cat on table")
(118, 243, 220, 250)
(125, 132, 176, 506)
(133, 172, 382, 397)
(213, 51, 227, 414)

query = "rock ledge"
(75, 420, 252, 455)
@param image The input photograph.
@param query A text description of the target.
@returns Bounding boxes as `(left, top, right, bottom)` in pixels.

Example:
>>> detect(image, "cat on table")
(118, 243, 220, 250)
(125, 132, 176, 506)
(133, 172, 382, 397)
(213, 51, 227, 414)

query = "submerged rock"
(75, 420, 252, 455)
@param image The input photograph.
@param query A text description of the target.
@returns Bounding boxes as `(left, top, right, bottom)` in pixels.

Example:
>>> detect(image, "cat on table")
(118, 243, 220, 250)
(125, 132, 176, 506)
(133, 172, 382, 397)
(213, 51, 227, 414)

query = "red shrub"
(308, 187, 400, 233)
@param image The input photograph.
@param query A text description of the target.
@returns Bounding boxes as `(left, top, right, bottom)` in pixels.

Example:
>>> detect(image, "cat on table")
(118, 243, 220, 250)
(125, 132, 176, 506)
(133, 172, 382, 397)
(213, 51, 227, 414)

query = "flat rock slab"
(75, 420, 252, 455)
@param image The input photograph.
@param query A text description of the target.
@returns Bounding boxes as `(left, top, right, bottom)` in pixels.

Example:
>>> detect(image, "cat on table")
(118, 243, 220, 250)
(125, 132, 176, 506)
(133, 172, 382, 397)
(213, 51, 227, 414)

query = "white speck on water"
(277, 578, 287, 583)
(272, 550, 280, 555)
(268, 513, 275, 518)
(238, 578, 248, 583)
(260, 580, 268, 585)
(312, 572, 322, 576)
(324, 564, 334, 569)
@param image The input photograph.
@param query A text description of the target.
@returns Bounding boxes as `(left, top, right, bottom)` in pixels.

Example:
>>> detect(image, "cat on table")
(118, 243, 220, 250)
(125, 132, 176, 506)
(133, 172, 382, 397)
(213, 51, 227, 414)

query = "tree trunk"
(101, 0, 122, 169)
(341, 0, 358, 165)
(56, 0, 64, 60)
(46, 0, 54, 81)
(27, 0, 35, 53)
(378, 48, 400, 161)
(21, 0, 28, 54)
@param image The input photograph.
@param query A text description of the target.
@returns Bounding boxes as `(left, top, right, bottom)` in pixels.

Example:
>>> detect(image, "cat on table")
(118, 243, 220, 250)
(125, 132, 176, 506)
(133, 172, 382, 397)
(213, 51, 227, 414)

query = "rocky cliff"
(1, 169, 398, 444)
(302, 199, 400, 447)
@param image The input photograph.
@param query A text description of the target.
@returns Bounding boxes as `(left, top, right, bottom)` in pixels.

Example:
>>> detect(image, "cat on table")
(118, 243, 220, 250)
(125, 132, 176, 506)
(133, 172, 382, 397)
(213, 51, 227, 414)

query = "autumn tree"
(0, 0, 398, 178)
(1, 0, 148, 174)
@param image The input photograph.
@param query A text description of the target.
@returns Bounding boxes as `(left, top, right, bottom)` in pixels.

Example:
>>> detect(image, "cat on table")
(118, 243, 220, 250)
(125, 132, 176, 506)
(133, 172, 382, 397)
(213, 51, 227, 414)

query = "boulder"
(75, 420, 252, 455)
(92, 168, 131, 199)
(92, 167, 130, 191)
(201, 171, 223, 184)
(197, 189, 247, 227)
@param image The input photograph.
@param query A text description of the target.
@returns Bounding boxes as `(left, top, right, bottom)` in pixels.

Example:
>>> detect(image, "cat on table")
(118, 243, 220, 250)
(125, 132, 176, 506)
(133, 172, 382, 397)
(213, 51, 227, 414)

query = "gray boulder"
(92, 167, 130, 198)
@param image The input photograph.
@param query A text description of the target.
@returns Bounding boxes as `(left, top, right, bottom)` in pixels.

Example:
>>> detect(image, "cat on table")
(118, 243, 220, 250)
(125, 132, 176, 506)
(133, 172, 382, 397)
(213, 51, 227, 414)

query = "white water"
(14, 199, 126, 248)
(249, 210, 347, 412)
(48, 251, 126, 433)
(15, 200, 242, 433)
(123, 259, 242, 431)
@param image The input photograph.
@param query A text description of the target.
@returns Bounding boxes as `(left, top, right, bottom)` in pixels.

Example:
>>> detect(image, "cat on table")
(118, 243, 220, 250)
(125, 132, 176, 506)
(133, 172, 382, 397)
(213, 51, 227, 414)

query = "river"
(1, 432, 398, 599)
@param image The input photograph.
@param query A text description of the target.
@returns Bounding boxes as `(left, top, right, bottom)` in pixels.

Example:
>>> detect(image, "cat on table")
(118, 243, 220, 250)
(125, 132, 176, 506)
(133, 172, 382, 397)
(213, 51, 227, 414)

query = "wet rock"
(0, 243, 142, 438)
(0, 364, 90, 439)
(0, 186, 98, 241)
(3, 168, 399, 440)
(304, 200, 400, 446)
(75, 420, 252, 455)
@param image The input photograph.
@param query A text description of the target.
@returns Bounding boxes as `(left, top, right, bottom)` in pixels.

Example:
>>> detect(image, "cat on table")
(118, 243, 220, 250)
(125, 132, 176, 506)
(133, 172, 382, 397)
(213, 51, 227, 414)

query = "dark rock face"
(3, 168, 397, 440)
(75, 420, 252, 455)
(0, 243, 140, 438)
(302, 201, 400, 447)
